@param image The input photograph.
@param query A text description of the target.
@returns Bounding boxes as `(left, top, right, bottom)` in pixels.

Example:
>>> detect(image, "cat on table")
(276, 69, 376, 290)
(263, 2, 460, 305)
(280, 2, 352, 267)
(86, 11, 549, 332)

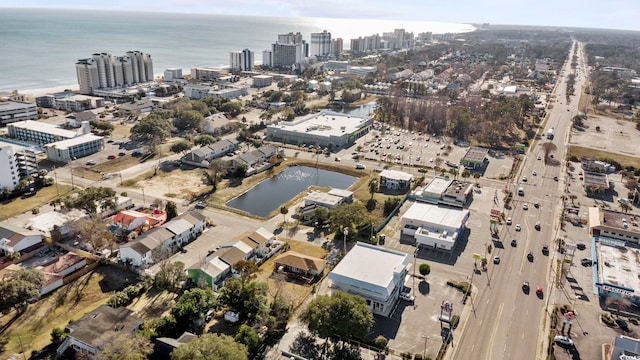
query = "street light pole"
(423, 335, 429, 358)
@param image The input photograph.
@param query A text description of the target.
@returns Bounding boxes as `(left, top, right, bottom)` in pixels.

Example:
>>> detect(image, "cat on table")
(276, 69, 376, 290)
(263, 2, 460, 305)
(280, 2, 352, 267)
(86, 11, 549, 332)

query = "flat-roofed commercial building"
(8, 120, 78, 145)
(252, 75, 273, 88)
(400, 202, 470, 250)
(379, 169, 414, 191)
(412, 176, 474, 208)
(266, 110, 373, 149)
(0, 101, 38, 126)
(44, 134, 105, 163)
(588, 207, 640, 244)
(328, 242, 410, 316)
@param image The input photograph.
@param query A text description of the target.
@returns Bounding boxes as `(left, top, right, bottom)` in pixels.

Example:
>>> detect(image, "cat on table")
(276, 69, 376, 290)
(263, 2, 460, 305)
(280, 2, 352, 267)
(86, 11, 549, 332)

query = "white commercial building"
(328, 242, 410, 317)
(401, 202, 470, 250)
(252, 75, 273, 88)
(190, 66, 227, 81)
(412, 177, 473, 208)
(230, 49, 254, 72)
(0, 101, 38, 126)
(266, 110, 373, 149)
(44, 134, 105, 163)
(379, 170, 414, 191)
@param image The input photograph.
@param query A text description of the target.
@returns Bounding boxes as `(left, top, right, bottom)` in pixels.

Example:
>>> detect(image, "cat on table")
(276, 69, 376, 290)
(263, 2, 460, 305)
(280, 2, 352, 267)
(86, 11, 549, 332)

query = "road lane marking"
(486, 302, 504, 360)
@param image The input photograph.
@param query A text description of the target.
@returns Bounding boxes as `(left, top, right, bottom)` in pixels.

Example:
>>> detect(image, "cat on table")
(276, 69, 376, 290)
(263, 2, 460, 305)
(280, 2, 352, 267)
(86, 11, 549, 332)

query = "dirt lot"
(569, 115, 640, 158)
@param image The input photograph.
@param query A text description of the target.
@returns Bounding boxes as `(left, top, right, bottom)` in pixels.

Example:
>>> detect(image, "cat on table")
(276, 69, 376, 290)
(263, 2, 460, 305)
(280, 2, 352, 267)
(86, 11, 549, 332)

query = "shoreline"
(18, 85, 80, 98)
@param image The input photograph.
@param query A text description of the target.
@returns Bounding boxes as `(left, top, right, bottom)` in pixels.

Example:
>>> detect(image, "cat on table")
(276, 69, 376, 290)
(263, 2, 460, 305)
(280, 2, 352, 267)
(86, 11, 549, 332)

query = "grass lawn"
(0, 265, 139, 357)
(111, 123, 132, 138)
(1, 184, 72, 220)
(568, 145, 640, 169)
(256, 239, 327, 311)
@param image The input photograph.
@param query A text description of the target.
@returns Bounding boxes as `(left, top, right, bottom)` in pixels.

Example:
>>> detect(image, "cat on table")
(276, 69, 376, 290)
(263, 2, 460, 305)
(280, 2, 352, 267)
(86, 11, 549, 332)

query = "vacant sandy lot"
(569, 115, 639, 157)
(136, 168, 209, 200)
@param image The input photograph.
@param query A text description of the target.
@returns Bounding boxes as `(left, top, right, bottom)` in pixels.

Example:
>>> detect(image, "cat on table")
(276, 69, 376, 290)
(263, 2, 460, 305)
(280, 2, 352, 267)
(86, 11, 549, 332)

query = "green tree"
(154, 261, 186, 292)
(235, 324, 260, 357)
(461, 170, 471, 181)
(165, 201, 178, 220)
(0, 269, 45, 313)
(232, 163, 248, 178)
(175, 110, 205, 131)
(97, 334, 153, 360)
(328, 203, 368, 235)
(50, 327, 67, 346)
(419, 263, 431, 277)
(170, 140, 193, 155)
(64, 186, 116, 217)
(220, 102, 242, 118)
(218, 278, 269, 322)
(233, 260, 260, 284)
(171, 288, 217, 325)
(130, 115, 173, 145)
(194, 134, 216, 146)
(171, 333, 248, 360)
(300, 291, 373, 340)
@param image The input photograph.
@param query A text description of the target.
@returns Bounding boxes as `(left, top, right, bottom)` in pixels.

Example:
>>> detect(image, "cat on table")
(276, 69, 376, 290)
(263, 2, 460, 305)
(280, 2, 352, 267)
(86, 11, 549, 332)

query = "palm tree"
(473, 172, 480, 185)
(461, 170, 471, 181)
(620, 202, 632, 213)
(280, 206, 289, 226)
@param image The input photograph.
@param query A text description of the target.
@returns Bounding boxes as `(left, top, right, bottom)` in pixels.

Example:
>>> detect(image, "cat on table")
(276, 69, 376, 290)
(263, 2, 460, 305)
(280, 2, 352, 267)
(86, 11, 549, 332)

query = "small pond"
(226, 166, 357, 217)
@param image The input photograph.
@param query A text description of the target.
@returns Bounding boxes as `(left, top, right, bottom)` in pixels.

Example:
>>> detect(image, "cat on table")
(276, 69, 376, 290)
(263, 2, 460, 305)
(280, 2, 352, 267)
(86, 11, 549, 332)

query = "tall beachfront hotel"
(229, 49, 254, 72)
(76, 51, 153, 95)
(310, 30, 331, 58)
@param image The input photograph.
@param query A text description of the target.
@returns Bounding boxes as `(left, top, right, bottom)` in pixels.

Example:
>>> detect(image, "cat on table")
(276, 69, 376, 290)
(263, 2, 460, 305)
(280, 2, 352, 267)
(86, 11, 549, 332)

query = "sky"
(3, 0, 640, 32)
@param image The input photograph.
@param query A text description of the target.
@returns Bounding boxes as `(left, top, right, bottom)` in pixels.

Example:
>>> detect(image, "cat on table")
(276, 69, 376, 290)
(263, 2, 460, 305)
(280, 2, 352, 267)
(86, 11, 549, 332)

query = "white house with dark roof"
(118, 211, 207, 266)
(328, 242, 410, 316)
(0, 223, 44, 254)
(119, 227, 175, 267)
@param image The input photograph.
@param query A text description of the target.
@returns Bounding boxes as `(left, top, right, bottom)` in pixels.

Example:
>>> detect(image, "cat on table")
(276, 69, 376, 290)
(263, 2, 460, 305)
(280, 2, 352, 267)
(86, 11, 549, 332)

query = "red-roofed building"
(112, 209, 167, 232)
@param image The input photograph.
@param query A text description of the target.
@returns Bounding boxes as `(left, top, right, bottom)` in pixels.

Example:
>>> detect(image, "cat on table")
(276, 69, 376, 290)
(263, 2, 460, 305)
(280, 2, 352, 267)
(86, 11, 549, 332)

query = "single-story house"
(182, 139, 238, 167)
(38, 253, 87, 295)
(153, 332, 197, 360)
(0, 223, 44, 254)
(274, 251, 325, 278)
(56, 305, 143, 355)
(112, 209, 167, 232)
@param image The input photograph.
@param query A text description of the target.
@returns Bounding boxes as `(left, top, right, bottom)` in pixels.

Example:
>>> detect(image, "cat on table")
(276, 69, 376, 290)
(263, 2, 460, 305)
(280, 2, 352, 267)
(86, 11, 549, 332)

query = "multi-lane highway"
(452, 40, 589, 360)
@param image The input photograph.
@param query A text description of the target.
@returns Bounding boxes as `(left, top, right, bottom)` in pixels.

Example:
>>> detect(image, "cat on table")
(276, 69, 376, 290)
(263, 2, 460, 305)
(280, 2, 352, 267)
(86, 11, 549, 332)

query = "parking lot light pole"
(423, 335, 429, 358)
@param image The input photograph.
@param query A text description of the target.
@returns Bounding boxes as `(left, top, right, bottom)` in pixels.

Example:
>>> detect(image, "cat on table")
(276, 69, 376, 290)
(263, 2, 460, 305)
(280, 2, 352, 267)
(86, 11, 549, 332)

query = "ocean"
(0, 8, 475, 93)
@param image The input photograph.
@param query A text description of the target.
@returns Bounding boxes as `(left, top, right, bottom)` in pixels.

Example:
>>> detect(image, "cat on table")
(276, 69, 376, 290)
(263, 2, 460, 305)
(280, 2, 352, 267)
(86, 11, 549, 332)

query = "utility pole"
(343, 227, 349, 255)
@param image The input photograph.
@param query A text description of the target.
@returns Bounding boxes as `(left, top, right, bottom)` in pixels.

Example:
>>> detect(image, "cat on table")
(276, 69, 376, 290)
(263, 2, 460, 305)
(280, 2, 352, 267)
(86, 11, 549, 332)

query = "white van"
(518, 187, 524, 196)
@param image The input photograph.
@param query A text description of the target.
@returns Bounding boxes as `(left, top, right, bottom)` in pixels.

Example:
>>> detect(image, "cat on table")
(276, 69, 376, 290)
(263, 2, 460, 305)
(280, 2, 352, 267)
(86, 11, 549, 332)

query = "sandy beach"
(20, 85, 79, 98)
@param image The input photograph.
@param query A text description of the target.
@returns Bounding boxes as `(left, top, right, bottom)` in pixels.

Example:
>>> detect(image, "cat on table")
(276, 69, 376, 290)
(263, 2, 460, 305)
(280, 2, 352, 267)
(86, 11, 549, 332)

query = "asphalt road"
(452, 40, 589, 360)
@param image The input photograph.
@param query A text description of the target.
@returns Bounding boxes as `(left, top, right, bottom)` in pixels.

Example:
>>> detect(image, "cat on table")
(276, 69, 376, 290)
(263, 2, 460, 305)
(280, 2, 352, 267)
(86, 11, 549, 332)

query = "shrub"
(414, 354, 424, 360)
(419, 264, 431, 277)
(374, 335, 388, 349)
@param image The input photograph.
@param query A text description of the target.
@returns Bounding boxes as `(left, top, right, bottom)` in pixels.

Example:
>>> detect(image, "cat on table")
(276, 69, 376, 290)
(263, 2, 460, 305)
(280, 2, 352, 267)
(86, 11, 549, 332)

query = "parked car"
(493, 256, 500, 264)
(107, 155, 116, 160)
(515, 224, 521, 232)
(527, 252, 534, 262)
(511, 239, 517, 247)
(522, 281, 530, 293)
(553, 176, 558, 181)
(554, 336, 574, 347)
(542, 245, 549, 255)
(355, 163, 366, 170)
(581, 258, 593, 266)
(118, 152, 126, 156)
(576, 243, 586, 250)
(522, 176, 527, 182)
(86, 160, 96, 166)
(523, 203, 529, 210)
(506, 217, 512, 225)
(399, 292, 415, 302)
(536, 286, 543, 296)
(195, 201, 207, 209)
(535, 221, 541, 231)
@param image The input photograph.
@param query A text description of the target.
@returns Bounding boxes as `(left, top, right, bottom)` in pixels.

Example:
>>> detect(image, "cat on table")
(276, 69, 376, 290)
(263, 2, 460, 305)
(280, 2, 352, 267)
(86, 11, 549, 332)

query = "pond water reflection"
(226, 166, 357, 217)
